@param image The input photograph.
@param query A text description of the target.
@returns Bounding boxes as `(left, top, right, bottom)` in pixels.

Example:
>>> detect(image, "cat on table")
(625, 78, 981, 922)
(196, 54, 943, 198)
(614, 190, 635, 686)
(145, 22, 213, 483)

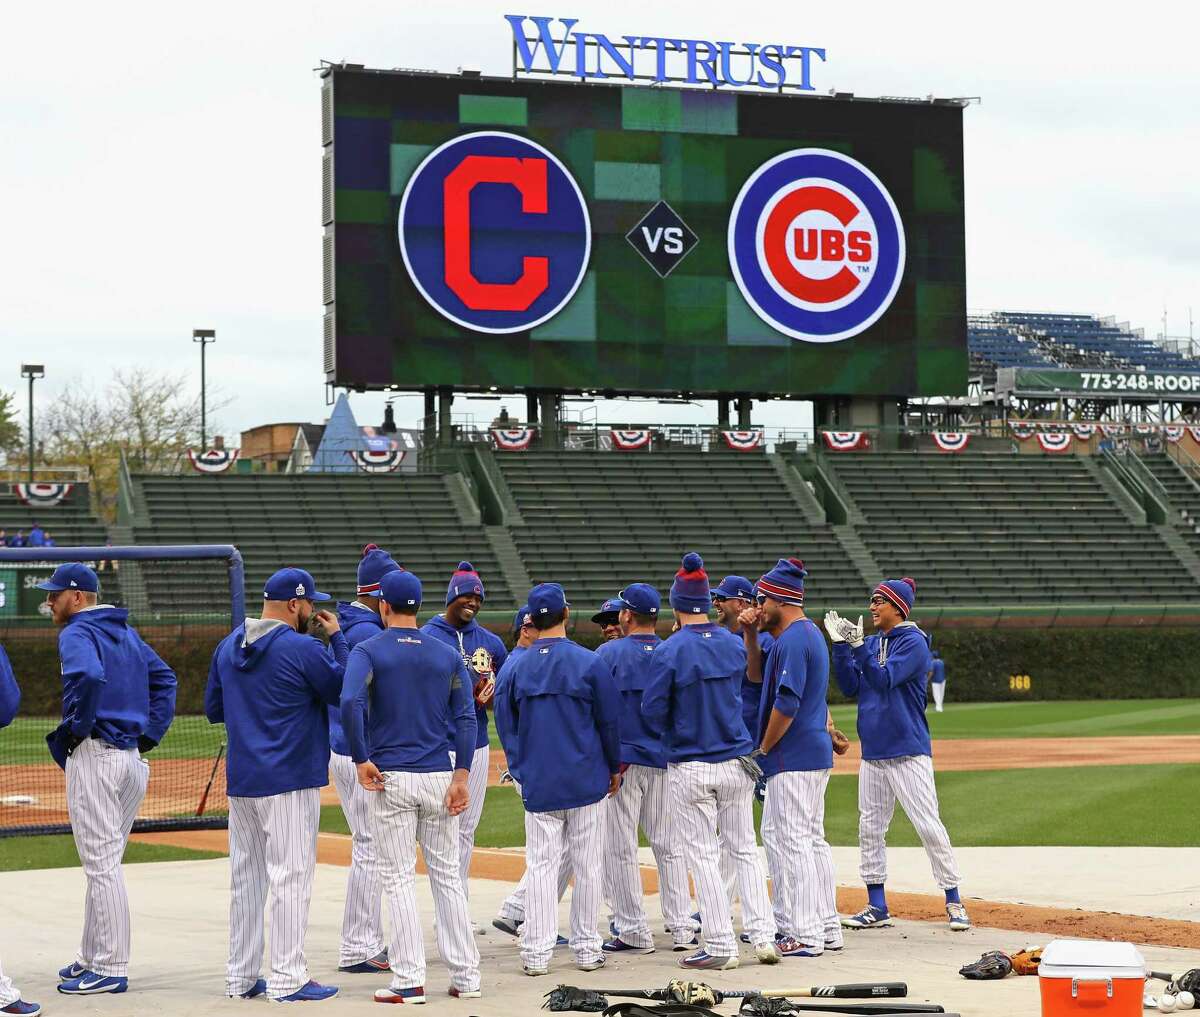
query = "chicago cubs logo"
(728, 149, 905, 342)
(398, 131, 591, 334)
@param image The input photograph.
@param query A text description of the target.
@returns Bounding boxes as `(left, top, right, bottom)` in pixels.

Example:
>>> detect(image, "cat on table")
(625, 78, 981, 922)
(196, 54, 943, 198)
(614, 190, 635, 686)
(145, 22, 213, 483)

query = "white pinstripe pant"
(669, 759, 774, 956)
(455, 745, 489, 898)
(761, 769, 837, 946)
(522, 800, 604, 969)
(66, 737, 149, 977)
(0, 955, 18, 1007)
(226, 787, 320, 999)
(603, 764, 694, 947)
(374, 770, 481, 993)
(330, 751, 385, 966)
(930, 681, 946, 711)
(858, 756, 960, 890)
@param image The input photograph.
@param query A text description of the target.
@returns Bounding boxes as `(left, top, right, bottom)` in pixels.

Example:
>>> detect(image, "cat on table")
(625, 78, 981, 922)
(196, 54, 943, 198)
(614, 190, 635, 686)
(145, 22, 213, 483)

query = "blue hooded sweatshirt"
(206, 619, 348, 797)
(327, 601, 385, 756)
(340, 627, 476, 773)
(740, 630, 774, 739)
(0, 643, 20, 729)
(832, 621, 932, 760)
(494, 636, 621, 812)
(756, 619, 832, 776)
(595, 633, 665, 768)
(47, 607, 177, 765)
(421, 614, 507, 751)
(642, 622, 752, 764)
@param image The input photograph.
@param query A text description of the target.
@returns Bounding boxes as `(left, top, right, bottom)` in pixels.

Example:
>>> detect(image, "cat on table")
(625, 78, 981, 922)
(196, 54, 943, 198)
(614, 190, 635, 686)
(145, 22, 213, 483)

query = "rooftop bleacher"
(824, 450, 1194, 604)
(130, 473, 513, 610)
(494, 450, 866, 609)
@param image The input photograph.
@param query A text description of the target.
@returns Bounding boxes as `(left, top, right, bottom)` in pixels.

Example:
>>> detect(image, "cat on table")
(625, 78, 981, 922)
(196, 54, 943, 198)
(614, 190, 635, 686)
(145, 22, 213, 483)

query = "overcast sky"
(3, 0, 1197, 439)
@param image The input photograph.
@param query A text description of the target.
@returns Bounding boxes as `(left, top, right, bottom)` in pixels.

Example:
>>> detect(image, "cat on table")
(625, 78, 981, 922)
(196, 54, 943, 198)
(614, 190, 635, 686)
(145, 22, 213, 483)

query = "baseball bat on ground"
(743, 1003, 941, 1015)
(196, 742, 226, 816)
(592, 984, 908, 1002)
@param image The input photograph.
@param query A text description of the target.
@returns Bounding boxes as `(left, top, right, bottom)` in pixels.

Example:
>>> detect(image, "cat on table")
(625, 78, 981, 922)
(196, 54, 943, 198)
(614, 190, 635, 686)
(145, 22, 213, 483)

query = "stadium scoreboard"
(323, 67, 967, 399)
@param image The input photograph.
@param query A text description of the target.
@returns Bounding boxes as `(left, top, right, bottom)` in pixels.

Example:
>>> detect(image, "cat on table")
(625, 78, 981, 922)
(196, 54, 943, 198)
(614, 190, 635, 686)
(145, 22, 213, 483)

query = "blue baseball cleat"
(602, 937, 655, 954)
(57, 971, 128, 995)
(230, 978, 268, 999)
(1, 1001, 42, 1016)
(274, 981, 338, 1002)
(339, 951, 389, 973)
(57, 962, 86, 982)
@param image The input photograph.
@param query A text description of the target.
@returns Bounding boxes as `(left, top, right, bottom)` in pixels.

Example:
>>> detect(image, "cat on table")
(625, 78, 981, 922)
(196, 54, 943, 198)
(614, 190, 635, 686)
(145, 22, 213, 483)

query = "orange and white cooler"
(1039, 940, 1146, 1016)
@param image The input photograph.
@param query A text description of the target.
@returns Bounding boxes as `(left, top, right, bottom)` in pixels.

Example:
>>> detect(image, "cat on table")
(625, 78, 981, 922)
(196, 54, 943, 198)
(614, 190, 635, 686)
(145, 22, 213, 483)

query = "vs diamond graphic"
(625, 201, 698, 278)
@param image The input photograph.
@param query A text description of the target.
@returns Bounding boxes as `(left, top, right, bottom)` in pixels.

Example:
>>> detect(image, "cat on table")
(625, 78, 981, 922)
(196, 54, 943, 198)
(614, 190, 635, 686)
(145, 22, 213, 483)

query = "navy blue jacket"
(595, 633, 665, 768)
(328, 601, 385, 756)
(0, 643, 18, 729)
(740, 630, 774, 739)
(206, 619, 347, 797)
(421, 615, 507, 751)
(756, 619, 832, 776)
(930, 658, 946, 683)
(642, 623, 752, 764)
(833, 622, 932, 760)
(341, 626, 476, 772)
(47, 608, 177, 767)
(494, 636, 621, 813)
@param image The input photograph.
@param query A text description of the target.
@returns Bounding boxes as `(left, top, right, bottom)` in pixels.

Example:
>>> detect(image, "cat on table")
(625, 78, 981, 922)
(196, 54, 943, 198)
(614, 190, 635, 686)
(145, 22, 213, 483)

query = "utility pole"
(192, 329, 216, 448)
(19, 364, 44, 484)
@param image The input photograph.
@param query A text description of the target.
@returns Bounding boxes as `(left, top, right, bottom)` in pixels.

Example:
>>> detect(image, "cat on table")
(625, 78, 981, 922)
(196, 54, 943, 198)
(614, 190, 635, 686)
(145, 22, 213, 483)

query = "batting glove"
(836, 615, 865, 648)
(823, 610, 845, 642)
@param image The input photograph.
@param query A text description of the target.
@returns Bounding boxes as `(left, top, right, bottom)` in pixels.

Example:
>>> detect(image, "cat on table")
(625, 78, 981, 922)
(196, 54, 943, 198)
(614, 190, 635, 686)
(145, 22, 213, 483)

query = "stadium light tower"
(192, 329, 216, 449)
(19, 364, 44, 484)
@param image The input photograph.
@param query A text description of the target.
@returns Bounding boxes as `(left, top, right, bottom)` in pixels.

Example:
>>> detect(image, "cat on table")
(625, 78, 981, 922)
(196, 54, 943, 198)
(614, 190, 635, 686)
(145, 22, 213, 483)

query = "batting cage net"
(0, 544, 244, 838)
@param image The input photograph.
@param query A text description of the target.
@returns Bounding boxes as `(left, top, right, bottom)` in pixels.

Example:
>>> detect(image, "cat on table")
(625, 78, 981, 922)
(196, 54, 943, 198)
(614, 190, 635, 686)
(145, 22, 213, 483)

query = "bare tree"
(0, 390, 19, 453)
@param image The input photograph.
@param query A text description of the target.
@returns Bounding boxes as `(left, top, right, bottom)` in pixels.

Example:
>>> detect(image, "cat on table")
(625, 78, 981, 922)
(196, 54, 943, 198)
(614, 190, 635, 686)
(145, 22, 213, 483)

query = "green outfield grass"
(0, 835, 224, 871)
(448, 763, 1199, 850)
(1, 714, 226, 765)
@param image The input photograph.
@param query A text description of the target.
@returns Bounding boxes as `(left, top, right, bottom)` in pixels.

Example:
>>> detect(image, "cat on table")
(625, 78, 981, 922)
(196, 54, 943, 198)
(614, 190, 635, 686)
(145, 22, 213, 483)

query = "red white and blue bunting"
(1071, 424, 1097, 440)
(187, 449, 239, 474)
(491, 427, 536, 451)
(347, 449, 405, 473)
(1009, 421, 1037, 440)
(1163, 426, 1185, 444)
(611, 429, 653, 451)
(12, 482, 74, 507)
(932, 432, 970, 453)
(1188, 426, 1200, 443)
(820, 431, 868, 452)
(1133, 423, 1155, 436)
(723, 430, 765, 452)
(1100, 423, 1127, 437)
(1036, 431, 1073, 454)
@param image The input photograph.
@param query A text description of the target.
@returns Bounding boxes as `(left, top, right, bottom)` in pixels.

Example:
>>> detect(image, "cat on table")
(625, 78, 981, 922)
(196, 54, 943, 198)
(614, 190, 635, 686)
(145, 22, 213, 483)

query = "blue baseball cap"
(36, 563, 99, 593)
(380, 570, 422, 609)
(618, 583, 660, 616)
(591, 597, 623, 624)
(528, 583, 568, 619)
(263, 567, 330, 602)
(712, 575, 756, 601)
(512, 604, 532, 633)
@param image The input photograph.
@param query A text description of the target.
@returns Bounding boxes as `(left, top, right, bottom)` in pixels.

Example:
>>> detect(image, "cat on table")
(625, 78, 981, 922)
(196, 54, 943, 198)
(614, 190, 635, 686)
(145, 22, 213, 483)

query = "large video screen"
(324, 68, 966, 397)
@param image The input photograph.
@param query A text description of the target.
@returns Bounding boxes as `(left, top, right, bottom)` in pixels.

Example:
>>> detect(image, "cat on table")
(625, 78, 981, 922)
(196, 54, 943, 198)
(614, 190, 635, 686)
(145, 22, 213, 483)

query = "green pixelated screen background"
(325, 69, 967, 398)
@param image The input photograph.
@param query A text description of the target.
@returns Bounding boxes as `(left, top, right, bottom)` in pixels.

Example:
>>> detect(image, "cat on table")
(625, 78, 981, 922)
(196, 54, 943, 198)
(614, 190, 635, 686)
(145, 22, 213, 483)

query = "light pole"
(19, 364, 44, 484)
(192, 329, 216, 448)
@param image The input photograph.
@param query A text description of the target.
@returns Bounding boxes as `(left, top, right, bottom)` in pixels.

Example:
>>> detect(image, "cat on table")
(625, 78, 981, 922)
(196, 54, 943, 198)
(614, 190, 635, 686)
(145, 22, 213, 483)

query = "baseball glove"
(739, 994, 797, 1017)
(1010, 948, 1042, 976)
(959, 950, 1013, 980)
(543, 985, 609, 1012)
(1164, 970, 1200, 997)
(667, 980, 720, 1007)
(830, 728, 850, 755)
(474, 674, 495, 706)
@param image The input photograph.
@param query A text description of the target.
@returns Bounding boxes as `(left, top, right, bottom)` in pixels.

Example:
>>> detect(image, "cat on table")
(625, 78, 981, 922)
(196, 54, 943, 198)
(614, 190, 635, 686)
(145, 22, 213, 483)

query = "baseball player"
(341, 569, 482, 1004)
(492, 607, 572, 942)
(825, 578, 969, 932)
(929, 651, 947, 712)
(750, 558, 837, 957)
(642, 553, 779, 971)
(0, 644, 41, 1017)
(421, 562, 506, 923)
(591, 598, 623, 642)
(326, 544, 402, 974)
(205, 567, 347, 1002)
(38, 563, 177, 996)
(598, 583, 697, 954)
(494, 583, 622, 976)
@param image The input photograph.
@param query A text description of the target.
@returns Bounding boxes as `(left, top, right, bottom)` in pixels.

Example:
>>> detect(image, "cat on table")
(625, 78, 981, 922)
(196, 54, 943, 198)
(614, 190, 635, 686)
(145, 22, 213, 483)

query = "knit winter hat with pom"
(446, 561, 485, 606)
(756, 557, 808, 606)
(874, 577, 917, 618)
(357, 544, 402, 597)
(670, 551, 711, 614)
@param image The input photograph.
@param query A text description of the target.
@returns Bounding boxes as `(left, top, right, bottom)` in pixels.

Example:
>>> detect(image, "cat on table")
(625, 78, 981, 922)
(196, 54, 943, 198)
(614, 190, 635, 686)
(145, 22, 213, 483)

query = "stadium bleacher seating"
(1140, 453, 1200, 555)
(494, 450, 866, 609)
(824, 450, 1194, 604)
(130, 473, 513, 609)
(969, 311, 1200, 376)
